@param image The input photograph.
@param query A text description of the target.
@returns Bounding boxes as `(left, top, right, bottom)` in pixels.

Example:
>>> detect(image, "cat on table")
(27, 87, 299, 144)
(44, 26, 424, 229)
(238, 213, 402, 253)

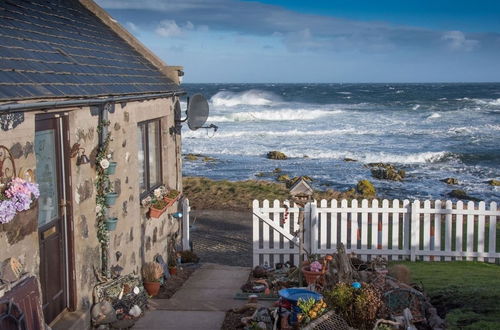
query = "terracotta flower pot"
(168, 267, 177, 275)
(301, 266, 322, 286)
(143, 281, 160, 297)
(149, 203, 168, 218)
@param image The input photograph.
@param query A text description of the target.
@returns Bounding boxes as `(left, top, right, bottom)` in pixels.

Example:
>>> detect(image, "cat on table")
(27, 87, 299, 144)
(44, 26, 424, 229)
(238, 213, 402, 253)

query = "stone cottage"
(0, 0, 186, 327)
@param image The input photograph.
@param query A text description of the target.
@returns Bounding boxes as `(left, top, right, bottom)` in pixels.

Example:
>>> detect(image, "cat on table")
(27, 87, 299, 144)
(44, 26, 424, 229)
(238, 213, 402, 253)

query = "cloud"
(98, 0, 499, 54)
(442, 31, 479, 51)
(155, 20, 196, 37)
(125, 21, 139, 32)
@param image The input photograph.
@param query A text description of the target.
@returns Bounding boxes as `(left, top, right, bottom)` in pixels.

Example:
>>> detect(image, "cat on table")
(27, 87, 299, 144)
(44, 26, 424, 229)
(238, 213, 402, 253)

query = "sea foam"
(211, 89, 280, 107)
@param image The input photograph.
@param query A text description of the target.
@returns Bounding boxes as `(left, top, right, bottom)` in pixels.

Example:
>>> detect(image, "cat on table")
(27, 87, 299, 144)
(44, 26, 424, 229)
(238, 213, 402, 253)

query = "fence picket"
(391, 199, 400, 259)
(466, 201, 475, 261)
(434, 200, 442, 261)
(477, 202, 485, 262)
(252, 198, 499, 266)
(331, 199, 338, 252)
(361, 199, 369, 261)
(340, 199, 348, 248)
(423, 200, 431, 261)
(456, 201, 464, 261)
(320, 199, 328, 251)
(489, 202, 498, 263)
(444, 200, 453, 261)
(382, 199, 389, 259)
(351, 199, 359, 250)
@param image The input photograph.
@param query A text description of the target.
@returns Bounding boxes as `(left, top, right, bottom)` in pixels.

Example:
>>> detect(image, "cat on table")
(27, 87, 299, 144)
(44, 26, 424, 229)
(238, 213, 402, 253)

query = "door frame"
(35, 111, 76, 314)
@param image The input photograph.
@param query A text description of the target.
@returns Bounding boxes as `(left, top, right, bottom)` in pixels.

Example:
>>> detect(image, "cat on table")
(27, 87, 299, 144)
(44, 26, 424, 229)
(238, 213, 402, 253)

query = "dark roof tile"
(0, 0, 180, 101)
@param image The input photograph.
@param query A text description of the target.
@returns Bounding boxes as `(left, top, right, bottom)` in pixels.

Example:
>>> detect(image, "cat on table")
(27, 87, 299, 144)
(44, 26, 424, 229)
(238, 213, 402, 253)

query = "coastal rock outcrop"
(448, 189, 480, 202)
(368, 163, 405, 181)
(356, 179, 376, 198)
(441, 177, 459, 185)
(267, 151, 287, 160)
(488, 179, 500, 186)
(344, 158, 357, 162)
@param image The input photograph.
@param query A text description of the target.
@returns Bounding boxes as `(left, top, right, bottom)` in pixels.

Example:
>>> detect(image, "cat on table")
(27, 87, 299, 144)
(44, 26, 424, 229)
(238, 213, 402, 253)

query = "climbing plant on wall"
(95, 119, 112, 276)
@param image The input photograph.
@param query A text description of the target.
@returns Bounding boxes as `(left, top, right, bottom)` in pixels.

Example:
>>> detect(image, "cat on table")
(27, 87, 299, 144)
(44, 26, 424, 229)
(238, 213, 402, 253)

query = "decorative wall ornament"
(0, 113, 24, 131)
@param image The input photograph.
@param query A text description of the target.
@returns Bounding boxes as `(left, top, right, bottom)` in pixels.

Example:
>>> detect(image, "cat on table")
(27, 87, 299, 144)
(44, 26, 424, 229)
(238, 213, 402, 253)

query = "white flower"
(100, 158, 110, 169)
(153, 188, 162, 198)
(141, 196, 152, 207)
(107, 153, 112, 159)
(96, 204, 102, 213)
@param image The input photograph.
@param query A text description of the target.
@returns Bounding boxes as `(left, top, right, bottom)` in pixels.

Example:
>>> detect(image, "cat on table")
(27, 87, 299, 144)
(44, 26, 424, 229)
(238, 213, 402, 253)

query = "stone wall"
(0, 95, 183, 313)
(0, 111, 39, 276)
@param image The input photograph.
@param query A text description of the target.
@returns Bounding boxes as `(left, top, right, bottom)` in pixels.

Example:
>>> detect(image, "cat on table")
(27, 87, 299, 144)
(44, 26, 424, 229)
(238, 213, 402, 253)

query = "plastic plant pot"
(105, 192, 118, 206)
(104, 161, 117, 175)
(105, 217, 118, 231)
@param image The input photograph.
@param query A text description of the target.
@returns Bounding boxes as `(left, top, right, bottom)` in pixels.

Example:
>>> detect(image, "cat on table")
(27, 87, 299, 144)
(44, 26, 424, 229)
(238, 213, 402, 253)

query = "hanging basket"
(105, 217, 118, 231)
(104, 161, 117, 175)
(105, 192, 118, 206)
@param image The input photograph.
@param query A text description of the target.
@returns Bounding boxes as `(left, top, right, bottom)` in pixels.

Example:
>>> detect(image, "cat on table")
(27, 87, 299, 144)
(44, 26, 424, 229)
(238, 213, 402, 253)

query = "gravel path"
(190, 210, 252, 267)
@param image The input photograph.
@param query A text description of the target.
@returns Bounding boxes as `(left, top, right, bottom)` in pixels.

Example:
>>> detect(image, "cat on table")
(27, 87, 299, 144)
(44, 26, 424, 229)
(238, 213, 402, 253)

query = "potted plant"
(105, 191, 118, 206)
(105, 217, 118, 231)
(149, 198, 168, 218)
(164, 189, 181, 207)
(168, 257, 177, 275)
(141, 262, 163, 296)
(104, 161, 117, 175)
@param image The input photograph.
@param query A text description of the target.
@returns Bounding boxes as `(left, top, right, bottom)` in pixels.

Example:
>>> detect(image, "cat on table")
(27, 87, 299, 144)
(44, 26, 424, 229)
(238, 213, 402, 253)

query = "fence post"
(306, 202, 318, 255)
(410, 200, 420, 261)
(182, 198, 190, 251)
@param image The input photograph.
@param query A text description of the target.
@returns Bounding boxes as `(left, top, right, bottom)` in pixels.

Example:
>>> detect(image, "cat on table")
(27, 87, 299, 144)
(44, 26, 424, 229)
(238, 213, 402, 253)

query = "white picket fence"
(252, 199, 500, 267)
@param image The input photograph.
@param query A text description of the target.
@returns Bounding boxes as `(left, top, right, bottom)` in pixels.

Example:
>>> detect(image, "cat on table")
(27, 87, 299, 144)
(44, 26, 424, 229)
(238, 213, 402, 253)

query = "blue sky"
(97, 0, 500, 83)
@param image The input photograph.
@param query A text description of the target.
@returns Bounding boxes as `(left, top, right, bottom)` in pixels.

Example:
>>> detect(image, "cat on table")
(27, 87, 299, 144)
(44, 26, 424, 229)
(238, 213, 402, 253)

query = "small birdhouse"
(289, 177, 313, 205)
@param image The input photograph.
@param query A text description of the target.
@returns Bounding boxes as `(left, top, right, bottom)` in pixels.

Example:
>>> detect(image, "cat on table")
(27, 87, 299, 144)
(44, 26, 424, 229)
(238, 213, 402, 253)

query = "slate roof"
(0, 0, 180, 101)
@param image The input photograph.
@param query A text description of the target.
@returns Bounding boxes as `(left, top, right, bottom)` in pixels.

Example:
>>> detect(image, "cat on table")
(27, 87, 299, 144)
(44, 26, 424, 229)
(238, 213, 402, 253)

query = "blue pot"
(105, 192, 118, 206)
(104, 161, 117, 175)
(105, 217, 118, 231)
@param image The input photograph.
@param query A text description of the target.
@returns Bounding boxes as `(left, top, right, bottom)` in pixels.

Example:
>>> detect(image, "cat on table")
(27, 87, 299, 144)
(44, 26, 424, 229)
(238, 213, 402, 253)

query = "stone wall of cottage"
(71, 97, 183, 311)
(0, 96, 183, 313)
(0, 111, 39, 277)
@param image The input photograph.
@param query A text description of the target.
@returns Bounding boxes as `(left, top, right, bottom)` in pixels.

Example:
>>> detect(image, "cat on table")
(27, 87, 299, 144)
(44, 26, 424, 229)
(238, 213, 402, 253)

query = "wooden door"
(35, 115, 69, 324)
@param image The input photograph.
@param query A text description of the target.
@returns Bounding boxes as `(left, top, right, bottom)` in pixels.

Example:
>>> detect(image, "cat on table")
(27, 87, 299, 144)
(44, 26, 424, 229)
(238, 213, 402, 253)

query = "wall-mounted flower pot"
(104, 161, 117, 175)
(105, 217, 118, 231)
(149, 203, 168, 219)
(105, 192, 118, 206)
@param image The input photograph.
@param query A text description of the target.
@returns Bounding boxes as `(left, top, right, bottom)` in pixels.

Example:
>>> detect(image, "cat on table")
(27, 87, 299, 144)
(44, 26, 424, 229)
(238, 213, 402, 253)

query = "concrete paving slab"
(133, 310, 226, 330)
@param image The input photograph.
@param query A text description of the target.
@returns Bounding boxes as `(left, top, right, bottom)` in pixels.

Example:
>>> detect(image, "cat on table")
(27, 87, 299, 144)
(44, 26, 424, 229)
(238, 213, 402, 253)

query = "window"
(138, 119, 162, 197)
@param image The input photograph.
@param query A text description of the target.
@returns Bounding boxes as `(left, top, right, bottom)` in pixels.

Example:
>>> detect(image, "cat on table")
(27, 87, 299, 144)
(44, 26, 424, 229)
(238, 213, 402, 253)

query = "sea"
(180, 83, 500, 202)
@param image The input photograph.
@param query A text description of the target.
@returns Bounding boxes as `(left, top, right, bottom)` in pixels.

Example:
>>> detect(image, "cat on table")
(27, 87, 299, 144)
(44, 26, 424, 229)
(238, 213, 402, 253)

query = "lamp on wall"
(70, 143, 90, 166)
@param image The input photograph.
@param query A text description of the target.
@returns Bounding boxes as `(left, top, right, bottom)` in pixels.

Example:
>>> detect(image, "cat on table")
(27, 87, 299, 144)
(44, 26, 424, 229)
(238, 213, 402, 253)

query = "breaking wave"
(211, 89, 281, 107)
(209, 109, 341, 122)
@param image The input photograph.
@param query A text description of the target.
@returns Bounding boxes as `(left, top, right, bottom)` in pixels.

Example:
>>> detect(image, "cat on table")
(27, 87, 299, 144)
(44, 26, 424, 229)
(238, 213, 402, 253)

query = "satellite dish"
(187, 94, 209, 130)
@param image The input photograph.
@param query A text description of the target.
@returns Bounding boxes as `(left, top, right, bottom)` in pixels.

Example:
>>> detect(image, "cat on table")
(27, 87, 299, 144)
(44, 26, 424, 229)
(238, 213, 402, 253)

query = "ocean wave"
(473, 98, 500, 106)
(183, 128, 358, 139)
(210, 89, 281, 107)
(209, 109, 341, 122)
(337, 91, 352, 95)
(294, 151, 453, 163)
(427, 113, 441, 119)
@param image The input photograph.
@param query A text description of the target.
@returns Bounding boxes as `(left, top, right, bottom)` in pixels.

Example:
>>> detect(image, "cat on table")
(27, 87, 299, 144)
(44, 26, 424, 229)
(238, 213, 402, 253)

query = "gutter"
(0, 91, 186, 113)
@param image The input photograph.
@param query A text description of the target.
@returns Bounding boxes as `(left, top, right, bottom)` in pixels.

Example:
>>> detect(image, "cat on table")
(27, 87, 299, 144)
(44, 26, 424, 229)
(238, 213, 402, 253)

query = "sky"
(97, 0, 500, 83)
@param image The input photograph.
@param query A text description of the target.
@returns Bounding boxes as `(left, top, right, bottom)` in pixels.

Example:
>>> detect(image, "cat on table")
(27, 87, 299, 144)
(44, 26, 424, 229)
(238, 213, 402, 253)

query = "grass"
(183, 176, 360, 210)
(393, 261, 500, 329)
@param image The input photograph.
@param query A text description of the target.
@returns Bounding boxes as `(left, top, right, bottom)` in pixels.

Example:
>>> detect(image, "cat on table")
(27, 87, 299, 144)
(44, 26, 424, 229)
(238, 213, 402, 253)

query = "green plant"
(151, 198, 167, 210)
(166, 189, 180, 199)
(297, 297, 327, 324)
(179, 250, 199, 263)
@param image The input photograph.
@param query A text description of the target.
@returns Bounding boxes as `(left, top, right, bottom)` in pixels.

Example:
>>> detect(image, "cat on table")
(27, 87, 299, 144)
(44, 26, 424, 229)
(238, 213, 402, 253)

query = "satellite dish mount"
(172, 94, 218, 134)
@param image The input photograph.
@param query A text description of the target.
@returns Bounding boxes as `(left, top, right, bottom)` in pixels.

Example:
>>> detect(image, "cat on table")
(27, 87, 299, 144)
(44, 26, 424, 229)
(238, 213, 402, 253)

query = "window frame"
(138, 118, 163, 199)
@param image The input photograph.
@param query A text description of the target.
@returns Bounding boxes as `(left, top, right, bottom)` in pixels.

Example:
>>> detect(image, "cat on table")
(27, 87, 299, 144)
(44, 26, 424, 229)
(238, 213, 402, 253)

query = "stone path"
(190, 210, 252, 267)
(133, 263, 250, 330)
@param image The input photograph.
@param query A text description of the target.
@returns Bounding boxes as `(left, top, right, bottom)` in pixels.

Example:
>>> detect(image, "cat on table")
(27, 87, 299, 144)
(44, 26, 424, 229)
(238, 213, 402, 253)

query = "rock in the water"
(368, 163, 405, 181)
(440, 178, 459, 185)
(487, 179, 500, 186)
(267, 151, 287, 160)
(344, 157, 357, 162)
(356, 180, 376, 198)
(276, 174, 290, 182)
(184, 153, 198, 161)
(448, 189, 480, 201)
